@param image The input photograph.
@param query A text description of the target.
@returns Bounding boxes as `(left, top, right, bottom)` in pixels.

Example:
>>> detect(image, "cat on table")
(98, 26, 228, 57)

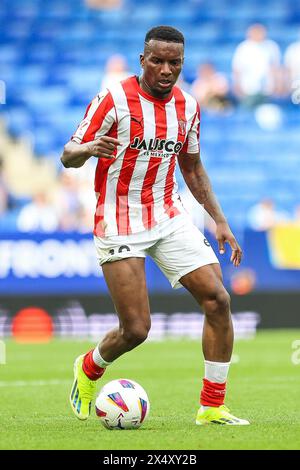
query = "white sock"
(204, 359, 231, 383)
(92, 346, 112, 368)
(201, 360, 231, 411)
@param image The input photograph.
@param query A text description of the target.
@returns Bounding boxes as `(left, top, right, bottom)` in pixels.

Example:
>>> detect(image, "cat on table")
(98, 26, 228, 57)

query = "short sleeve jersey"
(72, 76, 200, 237)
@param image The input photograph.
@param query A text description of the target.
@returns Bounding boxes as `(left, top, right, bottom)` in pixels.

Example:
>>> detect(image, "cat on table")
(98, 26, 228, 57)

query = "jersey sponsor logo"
(130, 137, 183, 155)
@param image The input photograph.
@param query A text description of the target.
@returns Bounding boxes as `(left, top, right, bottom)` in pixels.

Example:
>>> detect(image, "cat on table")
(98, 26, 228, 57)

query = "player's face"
(140, 40, 184, 98)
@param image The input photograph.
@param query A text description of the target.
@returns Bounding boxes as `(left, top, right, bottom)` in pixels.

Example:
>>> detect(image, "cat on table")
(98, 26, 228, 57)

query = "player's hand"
(85, 136, 122, 159)
(215, 221, 242, 267)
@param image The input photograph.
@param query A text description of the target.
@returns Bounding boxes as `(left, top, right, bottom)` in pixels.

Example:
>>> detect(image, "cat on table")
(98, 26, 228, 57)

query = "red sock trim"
(82, 349, 106, 381)
(200, 378, 226, 407)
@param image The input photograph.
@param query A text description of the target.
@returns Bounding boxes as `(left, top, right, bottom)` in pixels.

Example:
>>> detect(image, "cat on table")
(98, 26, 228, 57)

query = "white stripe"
(0, 379, 70, 388)
(153, 97, 181, 221)
(127, 97, 155, 231)
(171, 165, 185, 214)
(102, 82, 131, 235)
(94, 107, 116, 139)
(181, 90, 199, 153)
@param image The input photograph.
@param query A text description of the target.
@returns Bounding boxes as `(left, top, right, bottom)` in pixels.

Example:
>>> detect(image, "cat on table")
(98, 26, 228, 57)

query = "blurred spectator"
(55, 167, 95, 233)
(76, 180, 95, 233)
(101, 54, 130, 90)
(86, 0, 122, 8)
(0, 157, 9, 216)
(17, 192, 59, 233)
(284, 32, 300, 93)
(191, 63, 232, 111)
(77, 205, 94, 233)
(232, 24, 281, 107)
(247, 198, 288, 231)
(55, 170, 81, 232)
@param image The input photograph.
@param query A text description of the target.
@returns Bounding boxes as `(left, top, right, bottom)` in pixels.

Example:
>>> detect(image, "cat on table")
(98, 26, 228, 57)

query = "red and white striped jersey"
(72, 76, 200, 237)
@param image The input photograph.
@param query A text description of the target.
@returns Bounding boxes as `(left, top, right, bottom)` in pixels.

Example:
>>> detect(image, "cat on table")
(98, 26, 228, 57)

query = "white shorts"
(94, 214, 219, 289)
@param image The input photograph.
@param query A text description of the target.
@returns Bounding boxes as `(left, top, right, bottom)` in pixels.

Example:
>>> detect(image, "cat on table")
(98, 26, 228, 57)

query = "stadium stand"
(0, 0, 299, 231)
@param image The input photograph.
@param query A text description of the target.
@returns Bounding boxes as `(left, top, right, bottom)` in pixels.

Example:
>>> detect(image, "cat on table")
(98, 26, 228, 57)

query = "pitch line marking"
(0, 379, 70, 387)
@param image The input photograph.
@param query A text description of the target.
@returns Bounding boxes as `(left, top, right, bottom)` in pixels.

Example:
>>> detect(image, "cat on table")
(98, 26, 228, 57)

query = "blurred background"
(0, 0, 299, 342)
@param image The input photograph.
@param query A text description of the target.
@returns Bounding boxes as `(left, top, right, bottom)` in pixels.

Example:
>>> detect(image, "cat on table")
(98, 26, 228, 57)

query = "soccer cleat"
(70, 355, 97, 420)
(196, 405, 250, 426)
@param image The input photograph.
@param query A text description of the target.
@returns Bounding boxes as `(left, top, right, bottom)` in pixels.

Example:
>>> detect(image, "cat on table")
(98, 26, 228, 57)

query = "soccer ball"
(95, 378, 150, 430)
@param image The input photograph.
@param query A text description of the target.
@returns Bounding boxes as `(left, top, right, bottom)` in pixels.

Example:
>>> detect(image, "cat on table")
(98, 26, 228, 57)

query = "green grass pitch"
(0, 330, 300, 450)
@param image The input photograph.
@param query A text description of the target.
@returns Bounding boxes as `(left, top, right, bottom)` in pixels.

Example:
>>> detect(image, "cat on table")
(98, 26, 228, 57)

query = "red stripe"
(83, 102, 92, 119)
(163, 88, 187, 218)
(96, 408, 107, 418)
(81, 92, 114, 143)
(141, 157, 161, 229)
(93, 121, 118, 236)
(116, 78, 144, 235)
(163, 156, 180, 218)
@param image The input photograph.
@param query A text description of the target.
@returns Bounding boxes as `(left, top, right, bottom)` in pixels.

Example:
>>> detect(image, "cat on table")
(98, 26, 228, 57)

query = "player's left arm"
(178, 151, 242, 267)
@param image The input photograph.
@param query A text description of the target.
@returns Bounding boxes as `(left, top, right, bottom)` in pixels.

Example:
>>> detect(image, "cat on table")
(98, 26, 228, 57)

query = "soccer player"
(61, 26, 249, 426)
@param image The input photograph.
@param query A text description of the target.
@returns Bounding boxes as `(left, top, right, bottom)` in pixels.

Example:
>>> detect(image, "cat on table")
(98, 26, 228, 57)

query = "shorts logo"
(204, 238, 210, 247)
(108, 245, 130, 256)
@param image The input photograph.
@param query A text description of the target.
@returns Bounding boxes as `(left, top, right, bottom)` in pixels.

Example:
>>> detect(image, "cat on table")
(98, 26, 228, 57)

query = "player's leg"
(180, 263, 233, 363)
(149, 218, 249, 425)
(99, 257, 151, 361)
(70, 257, 150, 420)
(180, 264, 249, 425)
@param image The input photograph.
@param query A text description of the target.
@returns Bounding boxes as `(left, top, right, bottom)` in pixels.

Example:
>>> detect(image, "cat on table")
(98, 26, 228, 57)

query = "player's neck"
(137, 75, 173, 101)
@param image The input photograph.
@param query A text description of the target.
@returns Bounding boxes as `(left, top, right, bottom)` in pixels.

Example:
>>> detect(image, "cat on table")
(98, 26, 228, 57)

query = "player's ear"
(140, 53, 144, 68)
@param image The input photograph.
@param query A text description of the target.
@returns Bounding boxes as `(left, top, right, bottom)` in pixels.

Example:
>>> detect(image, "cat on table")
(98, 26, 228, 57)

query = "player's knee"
(203, 289, 231, 319)
(217, 289, 231, 312)
(122, 323, 150, 348)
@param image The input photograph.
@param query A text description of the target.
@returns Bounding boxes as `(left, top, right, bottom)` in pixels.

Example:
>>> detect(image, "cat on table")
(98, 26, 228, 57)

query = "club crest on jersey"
(130, 137, 183, 155)
(178, 119, 187, 136)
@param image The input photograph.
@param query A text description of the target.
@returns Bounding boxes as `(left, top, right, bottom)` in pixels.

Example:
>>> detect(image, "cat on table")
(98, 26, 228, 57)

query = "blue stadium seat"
(0, 0, 299, 228)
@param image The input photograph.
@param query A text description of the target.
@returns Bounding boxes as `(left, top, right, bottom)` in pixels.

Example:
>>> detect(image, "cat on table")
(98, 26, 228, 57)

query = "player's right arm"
(61, 136, 121, 168)
(61, 90, 120, 168)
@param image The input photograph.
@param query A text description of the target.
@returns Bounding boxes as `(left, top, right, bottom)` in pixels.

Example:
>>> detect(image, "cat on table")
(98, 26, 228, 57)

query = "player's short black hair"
(145, 26, 185, 46)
